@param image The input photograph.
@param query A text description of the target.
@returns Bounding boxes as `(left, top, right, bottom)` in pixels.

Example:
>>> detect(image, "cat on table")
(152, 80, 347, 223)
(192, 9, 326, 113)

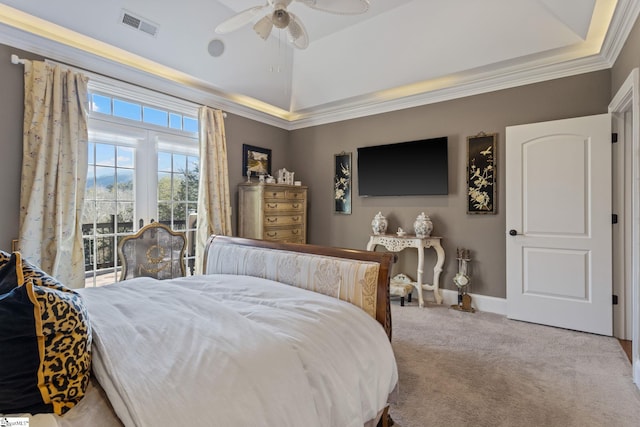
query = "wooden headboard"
(203, 235, 396, 340)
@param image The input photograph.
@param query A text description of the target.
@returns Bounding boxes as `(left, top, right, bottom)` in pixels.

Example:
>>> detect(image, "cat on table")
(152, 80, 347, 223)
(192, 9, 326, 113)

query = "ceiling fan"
(215, 0, 370, 49)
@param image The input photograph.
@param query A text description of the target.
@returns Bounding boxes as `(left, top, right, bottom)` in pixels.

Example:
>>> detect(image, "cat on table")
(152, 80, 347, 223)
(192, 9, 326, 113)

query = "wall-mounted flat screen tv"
(357, 137, 448, 196)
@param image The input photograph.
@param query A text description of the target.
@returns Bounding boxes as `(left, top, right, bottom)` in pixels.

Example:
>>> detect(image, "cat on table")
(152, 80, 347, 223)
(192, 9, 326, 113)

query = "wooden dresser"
(238, 183, 307, 243)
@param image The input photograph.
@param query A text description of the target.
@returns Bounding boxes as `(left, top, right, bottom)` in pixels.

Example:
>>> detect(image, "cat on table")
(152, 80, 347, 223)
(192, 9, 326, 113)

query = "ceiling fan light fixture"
(272, 8, 290, 29)
(218, 0, 368, 49)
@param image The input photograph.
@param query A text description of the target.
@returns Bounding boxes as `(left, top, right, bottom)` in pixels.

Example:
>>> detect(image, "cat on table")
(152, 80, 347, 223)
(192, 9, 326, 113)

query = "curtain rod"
(11, 54, 27, 65)
(10, 53, 228, 118)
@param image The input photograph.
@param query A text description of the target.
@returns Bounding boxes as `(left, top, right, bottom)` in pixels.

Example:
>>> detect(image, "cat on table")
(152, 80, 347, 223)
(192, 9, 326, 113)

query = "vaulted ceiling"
(0, 0, 638, 129)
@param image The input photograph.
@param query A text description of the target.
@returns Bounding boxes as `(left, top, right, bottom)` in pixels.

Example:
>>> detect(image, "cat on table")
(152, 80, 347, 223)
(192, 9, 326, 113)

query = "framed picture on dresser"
(334, 152, 352, 214)
(243, 144, 271, 176)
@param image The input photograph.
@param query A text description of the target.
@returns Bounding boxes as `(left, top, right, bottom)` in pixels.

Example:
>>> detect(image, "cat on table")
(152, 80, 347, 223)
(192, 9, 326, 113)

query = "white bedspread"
(77, 274, 398, 427)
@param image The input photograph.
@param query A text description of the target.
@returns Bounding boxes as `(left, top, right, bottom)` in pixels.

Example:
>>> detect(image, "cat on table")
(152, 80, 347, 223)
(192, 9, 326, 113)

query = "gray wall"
(289, 70, 611, 298)
(222, 112, 290, 235)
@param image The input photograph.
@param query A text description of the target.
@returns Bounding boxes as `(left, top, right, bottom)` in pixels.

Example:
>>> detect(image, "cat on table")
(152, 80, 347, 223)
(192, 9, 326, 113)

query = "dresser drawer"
(264, 201, 304, 212)
(264, 214, 303, 226)
(265, 190, 287, 199)
(285, 190, 305, 200)
(263, 227, 303, 241)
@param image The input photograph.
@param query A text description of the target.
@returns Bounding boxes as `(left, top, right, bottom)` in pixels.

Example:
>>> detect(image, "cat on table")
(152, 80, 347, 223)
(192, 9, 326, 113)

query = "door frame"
(608, 67, 640, 387)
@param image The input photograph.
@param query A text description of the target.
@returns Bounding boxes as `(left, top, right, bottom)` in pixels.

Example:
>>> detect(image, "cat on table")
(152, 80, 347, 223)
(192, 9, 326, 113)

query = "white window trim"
(45, 58, 200, 117)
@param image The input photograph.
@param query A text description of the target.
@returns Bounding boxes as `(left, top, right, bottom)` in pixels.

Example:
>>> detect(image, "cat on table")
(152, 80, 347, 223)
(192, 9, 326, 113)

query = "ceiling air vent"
(120, 10, 158, 37)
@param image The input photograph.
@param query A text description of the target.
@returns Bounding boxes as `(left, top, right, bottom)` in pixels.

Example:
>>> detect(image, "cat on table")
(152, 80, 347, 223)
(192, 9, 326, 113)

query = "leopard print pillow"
(0, 252, 91, 415)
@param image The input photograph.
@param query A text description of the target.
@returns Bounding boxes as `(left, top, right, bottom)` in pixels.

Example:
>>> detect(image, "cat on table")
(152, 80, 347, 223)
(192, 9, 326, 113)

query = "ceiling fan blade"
(287, 13, 309, 49)
(253, 15, 274, 40)
(296, 0, 370, 15)
(215, 5, 267, 34)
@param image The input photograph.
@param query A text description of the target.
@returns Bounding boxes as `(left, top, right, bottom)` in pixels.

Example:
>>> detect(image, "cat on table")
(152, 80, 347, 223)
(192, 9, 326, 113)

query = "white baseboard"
(424, 288, 507, 316)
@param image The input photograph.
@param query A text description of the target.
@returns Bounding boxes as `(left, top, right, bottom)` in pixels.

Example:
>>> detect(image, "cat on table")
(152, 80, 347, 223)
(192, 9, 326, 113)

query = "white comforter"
(76, 274, 398, 427)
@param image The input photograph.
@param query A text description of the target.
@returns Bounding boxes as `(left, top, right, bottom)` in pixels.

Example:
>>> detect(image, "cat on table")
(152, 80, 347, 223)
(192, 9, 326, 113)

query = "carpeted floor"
(388, 302, 640, 427)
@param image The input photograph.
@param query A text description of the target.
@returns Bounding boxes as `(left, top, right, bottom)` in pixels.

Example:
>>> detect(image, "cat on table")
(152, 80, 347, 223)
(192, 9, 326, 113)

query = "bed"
(1, 235, 398, 427)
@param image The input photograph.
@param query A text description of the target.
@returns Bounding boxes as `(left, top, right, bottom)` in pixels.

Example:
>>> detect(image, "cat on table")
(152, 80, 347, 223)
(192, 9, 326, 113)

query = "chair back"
(118, 222, 186, 281)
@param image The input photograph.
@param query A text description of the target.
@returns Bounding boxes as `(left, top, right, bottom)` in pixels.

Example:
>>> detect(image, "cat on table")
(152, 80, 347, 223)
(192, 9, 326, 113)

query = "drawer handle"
(272, 192, 278, 197)
(292, 229, 299, 235)
(267, 217, 278, 223)
(292, 193, 299, 198)
(292, 204, 299, 209)
(292, 217, 299, 222)
(267, 232, 277, 238)
(267, 203, 278, 208)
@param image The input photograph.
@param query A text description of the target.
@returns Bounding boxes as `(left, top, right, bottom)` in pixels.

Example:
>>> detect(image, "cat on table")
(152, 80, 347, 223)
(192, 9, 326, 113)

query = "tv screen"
(357, 137, 448, 196)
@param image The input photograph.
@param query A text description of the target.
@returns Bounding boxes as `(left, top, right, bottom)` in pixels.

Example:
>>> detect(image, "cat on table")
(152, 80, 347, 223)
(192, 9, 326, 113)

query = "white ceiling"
(0, 0, 638, 129)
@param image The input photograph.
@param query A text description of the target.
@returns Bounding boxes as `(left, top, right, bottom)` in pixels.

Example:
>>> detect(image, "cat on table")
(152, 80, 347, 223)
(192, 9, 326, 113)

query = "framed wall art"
(334, 152, 352, 214)
(242, 144, 271, 177)
(467, 132, 497, 214)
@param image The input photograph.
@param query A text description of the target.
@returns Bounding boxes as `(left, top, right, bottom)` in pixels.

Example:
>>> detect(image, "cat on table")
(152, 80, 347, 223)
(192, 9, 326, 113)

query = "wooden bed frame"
(203, 235, 396, 340)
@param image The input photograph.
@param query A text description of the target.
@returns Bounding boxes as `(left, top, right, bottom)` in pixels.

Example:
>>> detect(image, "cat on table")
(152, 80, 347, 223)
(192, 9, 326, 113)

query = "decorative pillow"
(0, 249, 10, 270)
(0, 251, 19, 294)
(0, 252, 91, 415)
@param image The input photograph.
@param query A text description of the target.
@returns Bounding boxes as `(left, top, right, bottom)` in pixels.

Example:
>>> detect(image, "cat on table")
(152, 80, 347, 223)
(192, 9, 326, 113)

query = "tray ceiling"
(0, 0, 637, 129)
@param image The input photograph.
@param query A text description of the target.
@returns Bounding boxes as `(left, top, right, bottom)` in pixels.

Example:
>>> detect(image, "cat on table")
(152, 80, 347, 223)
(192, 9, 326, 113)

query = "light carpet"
(388, 303, 640, 427)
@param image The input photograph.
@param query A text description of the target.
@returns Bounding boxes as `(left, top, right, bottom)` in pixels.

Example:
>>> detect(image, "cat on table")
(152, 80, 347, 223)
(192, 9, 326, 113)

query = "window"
(83, 80, 199, 287)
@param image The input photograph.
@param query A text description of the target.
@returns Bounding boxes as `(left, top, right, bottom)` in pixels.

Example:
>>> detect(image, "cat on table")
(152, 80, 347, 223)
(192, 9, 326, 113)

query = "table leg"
(416, 243, 425, 307)
(366, 237, 375, 252)
(431, 242, 445, 304)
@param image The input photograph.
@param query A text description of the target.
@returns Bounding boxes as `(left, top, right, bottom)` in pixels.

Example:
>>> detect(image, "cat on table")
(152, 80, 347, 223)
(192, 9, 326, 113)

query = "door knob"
(509, 229, 518, 236)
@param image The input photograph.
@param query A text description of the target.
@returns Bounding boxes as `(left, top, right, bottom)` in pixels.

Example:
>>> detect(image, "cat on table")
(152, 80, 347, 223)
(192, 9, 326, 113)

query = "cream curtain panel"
(19, 60, 89, 289)
(195, 107, 232, 274)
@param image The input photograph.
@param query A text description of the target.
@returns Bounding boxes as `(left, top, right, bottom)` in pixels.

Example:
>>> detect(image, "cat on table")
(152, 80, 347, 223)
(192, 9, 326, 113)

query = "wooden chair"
(117, 222, 187, 281)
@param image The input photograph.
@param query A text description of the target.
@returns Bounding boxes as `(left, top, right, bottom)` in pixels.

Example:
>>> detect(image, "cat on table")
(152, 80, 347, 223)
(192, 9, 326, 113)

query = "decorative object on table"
(413, 212, 433, 238)
(467, 132, 497, 214)
(334, 152, 352, 214)
(258, 174, 265, 183)
(246, 168, 252, 183)
(276, 168, 295, 185)
(396, 227, 406, 237)
(371, 212, 388, 235)
(390, 273, 414, 306)
(451, 248, 475, 313)
(243, 144, 272, 177)
(265, 175, 275, 184)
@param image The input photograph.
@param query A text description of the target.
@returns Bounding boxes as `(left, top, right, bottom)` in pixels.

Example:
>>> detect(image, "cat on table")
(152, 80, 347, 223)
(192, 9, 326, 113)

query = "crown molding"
(286, 53, 612, 129)
(601, 0, 640, 66)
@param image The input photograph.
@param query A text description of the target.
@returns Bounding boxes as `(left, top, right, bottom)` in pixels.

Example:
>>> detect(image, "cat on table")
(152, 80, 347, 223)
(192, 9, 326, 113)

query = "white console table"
(366, 234, 444, 308)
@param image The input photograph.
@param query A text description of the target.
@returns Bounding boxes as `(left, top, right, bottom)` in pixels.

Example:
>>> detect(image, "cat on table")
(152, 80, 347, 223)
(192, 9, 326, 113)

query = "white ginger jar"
(371, 212, 388, 235)
(414, 212, 433, 238)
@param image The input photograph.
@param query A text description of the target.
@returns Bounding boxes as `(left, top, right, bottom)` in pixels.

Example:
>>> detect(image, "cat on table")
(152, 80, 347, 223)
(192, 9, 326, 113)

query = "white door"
(505, 114, 612, 336)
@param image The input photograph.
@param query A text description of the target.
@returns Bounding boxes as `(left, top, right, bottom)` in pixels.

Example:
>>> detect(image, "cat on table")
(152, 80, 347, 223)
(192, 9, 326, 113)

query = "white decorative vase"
(413, 212, 433, 238)
(371, 212, 388, 235)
